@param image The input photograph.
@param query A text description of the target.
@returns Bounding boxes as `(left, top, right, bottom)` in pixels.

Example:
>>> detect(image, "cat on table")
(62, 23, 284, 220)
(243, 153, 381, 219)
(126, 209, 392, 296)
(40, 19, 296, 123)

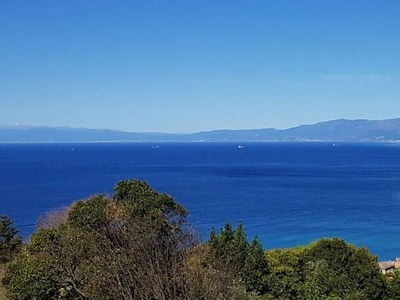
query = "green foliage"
(264, 238, 387, 300)
(303, 238, 387, 300)
(3, 180, 198, 300)
(1, 181, 392, 300)
(2, 255, 60, 300)
(113, 179, 156, 202)
(243, 238, 270, 294)
(113, 179, 187, 225)
(0, 215, 22, 264)
(27, 228, 59, 255)
(386, 270, 400, 300)
(67, 194, 109, 232)
(208, 222, 269, 295)
(265, 247, 305, 300)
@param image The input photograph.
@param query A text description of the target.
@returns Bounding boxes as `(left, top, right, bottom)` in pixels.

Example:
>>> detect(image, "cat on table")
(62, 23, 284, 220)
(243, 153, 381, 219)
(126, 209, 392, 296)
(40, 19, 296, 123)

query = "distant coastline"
(1, 118, 400, 143)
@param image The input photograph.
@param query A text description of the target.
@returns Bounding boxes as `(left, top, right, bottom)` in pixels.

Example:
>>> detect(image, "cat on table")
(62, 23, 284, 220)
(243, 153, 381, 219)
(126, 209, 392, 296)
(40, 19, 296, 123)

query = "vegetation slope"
(1, 179, 400, 299)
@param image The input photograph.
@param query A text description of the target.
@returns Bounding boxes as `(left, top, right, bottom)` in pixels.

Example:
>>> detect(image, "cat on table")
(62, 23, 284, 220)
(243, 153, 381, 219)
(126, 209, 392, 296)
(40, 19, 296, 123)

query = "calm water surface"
(1, 142, 400, 260)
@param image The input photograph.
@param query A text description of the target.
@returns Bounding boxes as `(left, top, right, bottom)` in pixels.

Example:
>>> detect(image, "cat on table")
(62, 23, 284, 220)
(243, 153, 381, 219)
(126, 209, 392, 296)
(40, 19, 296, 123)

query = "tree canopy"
(264, 238, 387, 300)
(0, 215, 22, 264)
(3, 180, 194, 300)
(208, 222, 270, 295)
(1, 180, 397, 300)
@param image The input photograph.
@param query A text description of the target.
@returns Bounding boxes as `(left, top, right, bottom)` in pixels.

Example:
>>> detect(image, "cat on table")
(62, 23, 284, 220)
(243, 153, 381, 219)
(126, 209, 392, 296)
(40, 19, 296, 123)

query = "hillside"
(1, 118, 400, 143)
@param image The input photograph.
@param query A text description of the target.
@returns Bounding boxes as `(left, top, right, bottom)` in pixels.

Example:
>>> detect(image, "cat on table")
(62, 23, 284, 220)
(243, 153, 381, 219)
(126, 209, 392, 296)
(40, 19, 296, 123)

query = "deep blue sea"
(1, 142, 400, 260)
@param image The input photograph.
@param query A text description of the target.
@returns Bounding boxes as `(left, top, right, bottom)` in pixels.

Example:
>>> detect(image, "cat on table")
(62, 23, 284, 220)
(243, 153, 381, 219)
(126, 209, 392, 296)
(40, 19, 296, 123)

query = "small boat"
(238, 145, 244, 149)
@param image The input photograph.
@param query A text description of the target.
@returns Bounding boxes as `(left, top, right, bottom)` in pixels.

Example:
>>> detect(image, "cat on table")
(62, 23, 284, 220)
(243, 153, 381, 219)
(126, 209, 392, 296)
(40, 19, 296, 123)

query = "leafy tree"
(0, 215, 22, 264)
(265, 247, 305, 300)
(264, 238, 387, 300)
(3, 179, 198, 300)
(27, 225, 109, 299)
(113, 179, 187, 227)
(208, 222, 269, 295)
(67, 194, 109, 232)
(386, 270, 400, 300)
(302, 238, 387, 300)
(2, 255, 61, 300)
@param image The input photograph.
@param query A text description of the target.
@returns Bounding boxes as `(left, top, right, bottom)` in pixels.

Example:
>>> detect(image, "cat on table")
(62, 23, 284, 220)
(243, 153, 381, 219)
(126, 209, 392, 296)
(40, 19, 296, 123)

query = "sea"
(1, 142, 400, 260)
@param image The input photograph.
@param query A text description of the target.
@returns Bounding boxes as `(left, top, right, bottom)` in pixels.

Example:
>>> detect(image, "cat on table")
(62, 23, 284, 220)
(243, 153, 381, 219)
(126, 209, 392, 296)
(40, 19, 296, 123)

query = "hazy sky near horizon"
(1, 1, 399, 133)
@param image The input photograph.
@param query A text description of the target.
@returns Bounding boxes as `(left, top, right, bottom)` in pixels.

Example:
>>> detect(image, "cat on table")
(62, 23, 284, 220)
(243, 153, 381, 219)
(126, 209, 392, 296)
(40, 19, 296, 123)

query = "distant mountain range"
(1, 118, 400, 143)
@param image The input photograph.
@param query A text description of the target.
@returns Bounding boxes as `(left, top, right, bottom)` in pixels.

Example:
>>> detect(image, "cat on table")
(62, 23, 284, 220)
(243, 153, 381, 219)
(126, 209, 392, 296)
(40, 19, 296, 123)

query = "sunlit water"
(1, 142, 400, 260)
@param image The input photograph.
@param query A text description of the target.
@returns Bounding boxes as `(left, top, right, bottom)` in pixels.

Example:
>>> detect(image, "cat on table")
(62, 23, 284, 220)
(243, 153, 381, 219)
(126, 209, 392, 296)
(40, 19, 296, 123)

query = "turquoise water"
(1, 142, 400, 260)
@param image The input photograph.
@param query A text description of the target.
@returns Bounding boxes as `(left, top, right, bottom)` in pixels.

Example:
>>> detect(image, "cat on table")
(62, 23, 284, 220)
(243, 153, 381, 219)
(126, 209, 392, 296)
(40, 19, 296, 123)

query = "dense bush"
(265, 238, 387, 300)
(2, 256, 61, 300)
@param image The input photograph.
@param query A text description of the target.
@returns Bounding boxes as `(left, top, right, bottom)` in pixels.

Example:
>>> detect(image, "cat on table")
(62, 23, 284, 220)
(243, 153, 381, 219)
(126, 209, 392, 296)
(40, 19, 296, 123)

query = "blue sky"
(1, 1, 399, 133)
